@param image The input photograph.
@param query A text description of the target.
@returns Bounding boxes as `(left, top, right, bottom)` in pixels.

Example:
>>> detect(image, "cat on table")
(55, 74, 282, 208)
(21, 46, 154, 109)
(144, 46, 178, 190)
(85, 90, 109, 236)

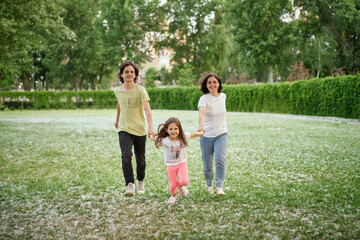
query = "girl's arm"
(190, 130, 204, 138)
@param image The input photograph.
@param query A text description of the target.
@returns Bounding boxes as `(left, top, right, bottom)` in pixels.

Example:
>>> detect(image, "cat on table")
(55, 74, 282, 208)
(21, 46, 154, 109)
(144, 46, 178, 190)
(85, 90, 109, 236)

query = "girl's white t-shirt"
(198, 93, 227, 138)
(160, 132, 191, 166)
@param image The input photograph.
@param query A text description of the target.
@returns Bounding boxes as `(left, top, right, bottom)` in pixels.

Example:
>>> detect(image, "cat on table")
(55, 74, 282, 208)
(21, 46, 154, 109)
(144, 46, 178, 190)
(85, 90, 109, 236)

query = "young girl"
(150, 117, 204, 204)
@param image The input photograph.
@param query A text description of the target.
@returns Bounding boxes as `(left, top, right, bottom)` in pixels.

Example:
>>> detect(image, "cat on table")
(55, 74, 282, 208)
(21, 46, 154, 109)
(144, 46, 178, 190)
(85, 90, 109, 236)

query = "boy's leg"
(133, 134, 147, 181)
(118, 131, 134, 185)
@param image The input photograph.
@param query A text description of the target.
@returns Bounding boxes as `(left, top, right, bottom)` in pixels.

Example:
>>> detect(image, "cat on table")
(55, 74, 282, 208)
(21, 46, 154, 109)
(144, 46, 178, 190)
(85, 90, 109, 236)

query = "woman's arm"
(114, 102, 120, 128)
(190, 130, 205, 138)
(198, 106, 206, 133)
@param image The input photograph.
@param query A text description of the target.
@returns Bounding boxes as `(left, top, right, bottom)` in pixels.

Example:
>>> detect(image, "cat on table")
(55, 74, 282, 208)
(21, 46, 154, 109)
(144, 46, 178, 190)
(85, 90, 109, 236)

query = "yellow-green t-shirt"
(114, 85, 150, 136)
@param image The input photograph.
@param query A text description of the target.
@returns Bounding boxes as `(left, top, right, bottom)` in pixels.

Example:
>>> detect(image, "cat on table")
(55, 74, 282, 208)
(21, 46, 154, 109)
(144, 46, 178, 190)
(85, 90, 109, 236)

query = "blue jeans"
(118, 131, 146, 186)
(200, 133, 228, 188)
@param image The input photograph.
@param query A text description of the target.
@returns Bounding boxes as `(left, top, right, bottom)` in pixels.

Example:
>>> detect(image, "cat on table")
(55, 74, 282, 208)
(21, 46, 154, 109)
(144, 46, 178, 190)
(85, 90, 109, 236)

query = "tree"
(0, 0, 73, 90)
(159, 0, 231, 81)
(98, 0, 165, 67)
(145, 67, 158, 88)
(294, 0, 360, 75)
(227, 0, 295, 82)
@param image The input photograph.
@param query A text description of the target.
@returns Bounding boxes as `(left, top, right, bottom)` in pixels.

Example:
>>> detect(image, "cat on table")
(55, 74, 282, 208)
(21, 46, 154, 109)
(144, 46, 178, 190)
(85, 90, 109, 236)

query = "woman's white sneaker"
(216, 188, 225, 196)
(206, 186, 213, 193)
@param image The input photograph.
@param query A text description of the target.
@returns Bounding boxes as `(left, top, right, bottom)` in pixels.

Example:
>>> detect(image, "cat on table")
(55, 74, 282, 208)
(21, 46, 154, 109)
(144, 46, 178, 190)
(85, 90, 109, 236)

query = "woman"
(198, 73, 228, 196)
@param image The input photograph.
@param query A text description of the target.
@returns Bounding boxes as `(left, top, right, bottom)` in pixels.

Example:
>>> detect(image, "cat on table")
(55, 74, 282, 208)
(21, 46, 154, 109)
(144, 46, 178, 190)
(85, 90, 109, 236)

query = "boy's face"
(121, 65, 136, 83)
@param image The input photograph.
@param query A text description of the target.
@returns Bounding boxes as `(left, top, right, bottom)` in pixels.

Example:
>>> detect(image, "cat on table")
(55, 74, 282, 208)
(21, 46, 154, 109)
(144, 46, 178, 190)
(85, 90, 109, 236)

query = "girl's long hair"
(154, 117, 188, 149)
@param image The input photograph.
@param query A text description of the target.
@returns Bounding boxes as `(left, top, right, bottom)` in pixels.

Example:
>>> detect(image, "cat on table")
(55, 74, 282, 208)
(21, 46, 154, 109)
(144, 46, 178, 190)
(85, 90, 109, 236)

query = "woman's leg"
(200, 137, 214, 187)
(214, 133, 228, 188)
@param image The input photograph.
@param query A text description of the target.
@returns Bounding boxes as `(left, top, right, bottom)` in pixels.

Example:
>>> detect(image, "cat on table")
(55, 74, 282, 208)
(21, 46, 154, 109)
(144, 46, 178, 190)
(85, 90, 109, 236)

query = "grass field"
(0, 109, 359, 239)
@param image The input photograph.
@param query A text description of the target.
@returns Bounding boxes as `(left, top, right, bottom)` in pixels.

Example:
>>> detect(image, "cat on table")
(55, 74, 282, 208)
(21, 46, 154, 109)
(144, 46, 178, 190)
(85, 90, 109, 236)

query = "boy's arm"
(114, 102, 120, 129)
(149, 134, 158, 142)
(143, 100, 155, 138)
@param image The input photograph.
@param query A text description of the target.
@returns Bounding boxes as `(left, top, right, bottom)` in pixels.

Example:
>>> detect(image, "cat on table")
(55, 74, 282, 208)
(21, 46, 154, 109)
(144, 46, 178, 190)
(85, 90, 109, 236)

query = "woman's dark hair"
(154, 117, 188, 149)
(119, 61, 139, 83)
(200, 73, 222, 94)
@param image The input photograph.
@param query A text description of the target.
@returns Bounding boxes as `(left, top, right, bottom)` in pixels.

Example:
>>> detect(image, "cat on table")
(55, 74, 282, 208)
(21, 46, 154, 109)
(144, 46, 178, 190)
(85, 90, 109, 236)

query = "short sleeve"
(198, 95, 207, 108)
(139, 86, 150, 103)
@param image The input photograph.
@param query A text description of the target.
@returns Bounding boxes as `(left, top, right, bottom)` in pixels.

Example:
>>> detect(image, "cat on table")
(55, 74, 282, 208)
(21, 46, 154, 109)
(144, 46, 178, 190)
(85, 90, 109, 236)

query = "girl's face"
(166, 122, 180, 140)
(121, 65, 136, 83)
(206, 76, 219, 95)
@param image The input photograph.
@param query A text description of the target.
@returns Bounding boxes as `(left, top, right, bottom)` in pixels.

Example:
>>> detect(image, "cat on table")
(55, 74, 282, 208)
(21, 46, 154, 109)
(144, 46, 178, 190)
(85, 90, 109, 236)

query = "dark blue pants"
(118, 131, 146, 186)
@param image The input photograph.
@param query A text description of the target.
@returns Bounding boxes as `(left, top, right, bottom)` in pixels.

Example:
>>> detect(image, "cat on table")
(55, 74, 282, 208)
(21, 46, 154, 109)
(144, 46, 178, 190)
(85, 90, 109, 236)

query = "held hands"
(191, 129, 205, 138)
(197, 129, 205, 137)
(148, 128, 156, 141)
(198, 129, 205, 136)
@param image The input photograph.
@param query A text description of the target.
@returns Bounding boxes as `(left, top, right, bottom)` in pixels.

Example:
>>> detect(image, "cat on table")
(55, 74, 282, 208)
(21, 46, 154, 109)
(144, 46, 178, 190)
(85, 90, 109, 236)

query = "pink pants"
(166, 162, 189, 196)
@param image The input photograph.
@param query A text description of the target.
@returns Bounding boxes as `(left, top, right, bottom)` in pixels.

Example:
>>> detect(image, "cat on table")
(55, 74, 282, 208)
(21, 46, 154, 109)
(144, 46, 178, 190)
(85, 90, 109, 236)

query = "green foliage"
(294, 0, 360, 75)
(145, 67, 158, 88)
(227, 0, 296, 82)
(177, 63, 195, 86)
(2, 75, 359, 119)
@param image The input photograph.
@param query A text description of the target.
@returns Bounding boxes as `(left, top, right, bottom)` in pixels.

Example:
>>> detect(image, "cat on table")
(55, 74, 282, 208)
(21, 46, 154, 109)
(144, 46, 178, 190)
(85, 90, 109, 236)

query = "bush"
(1, 74, 359, 119)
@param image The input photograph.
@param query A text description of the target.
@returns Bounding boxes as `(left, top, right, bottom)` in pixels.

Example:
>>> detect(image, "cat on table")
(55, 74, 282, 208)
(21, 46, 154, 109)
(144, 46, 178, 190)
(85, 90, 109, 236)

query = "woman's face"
(206, 76, 219, 94)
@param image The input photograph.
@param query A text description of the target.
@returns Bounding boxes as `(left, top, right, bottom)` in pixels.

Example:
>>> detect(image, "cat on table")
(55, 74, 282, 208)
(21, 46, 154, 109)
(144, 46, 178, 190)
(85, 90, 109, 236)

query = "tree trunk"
(79, 74, 85, 90)
(45, 76, 50, 91)
(268, 64, 273, 83)
(0, 67, 4, 82)
(353, 35, 357, 75)
(98, 63, 104, 85)
(90, 74, 96, 90)
(23, 72, 31, 91)
(73, 74, 79, 91)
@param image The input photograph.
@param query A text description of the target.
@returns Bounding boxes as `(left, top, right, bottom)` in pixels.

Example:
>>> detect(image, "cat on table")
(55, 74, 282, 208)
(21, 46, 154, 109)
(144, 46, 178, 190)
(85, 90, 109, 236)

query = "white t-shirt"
(198, 93, 227, 138)
(160, 132, 191, 166)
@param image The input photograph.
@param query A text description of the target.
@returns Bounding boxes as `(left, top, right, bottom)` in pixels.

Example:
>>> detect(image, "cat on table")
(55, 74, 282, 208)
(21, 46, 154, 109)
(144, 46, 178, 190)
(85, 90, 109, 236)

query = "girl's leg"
(118, 131, 134, 185)
(177, 162, 189, 187)
(200, 136, 214, 187)
(214, 133, 228, 188)
(166, 165, 178, 196)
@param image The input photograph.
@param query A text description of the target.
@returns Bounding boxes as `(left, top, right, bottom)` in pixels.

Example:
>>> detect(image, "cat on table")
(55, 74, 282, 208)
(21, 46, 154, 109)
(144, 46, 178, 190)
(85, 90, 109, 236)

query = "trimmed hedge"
(1, 75, 359, 119)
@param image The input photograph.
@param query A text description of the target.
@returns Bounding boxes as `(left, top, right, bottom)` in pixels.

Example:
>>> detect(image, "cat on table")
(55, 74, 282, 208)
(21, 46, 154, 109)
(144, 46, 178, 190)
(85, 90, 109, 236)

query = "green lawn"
(0, 109, 359, 239)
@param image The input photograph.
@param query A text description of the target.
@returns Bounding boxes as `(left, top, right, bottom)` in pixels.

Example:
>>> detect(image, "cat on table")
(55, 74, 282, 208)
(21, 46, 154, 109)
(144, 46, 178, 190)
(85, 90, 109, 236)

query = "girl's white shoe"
(167, 196, 176, 204)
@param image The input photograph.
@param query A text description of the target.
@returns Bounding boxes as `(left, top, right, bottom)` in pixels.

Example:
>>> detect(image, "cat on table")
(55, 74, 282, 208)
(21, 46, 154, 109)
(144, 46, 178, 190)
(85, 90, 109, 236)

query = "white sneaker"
(216, 188, 225, 196)
(124, 183, 135, 196)
(206, 186, 213, 193)
(178, 186, 189, 197)
(167, 196, 176, 204)
(137, 180, 145, 194)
